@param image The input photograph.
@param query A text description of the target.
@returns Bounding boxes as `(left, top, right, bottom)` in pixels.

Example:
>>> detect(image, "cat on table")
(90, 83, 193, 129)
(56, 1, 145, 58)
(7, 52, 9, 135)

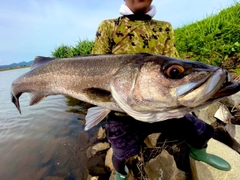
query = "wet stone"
(96, 126, 106, 141)
(86, 142, 110, 158)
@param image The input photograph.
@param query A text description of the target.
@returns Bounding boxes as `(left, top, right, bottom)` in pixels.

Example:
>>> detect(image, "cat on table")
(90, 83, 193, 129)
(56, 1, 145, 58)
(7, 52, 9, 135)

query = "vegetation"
(51, 3, 240, 70)
(0, 66, 29, 72)
(49, 3, 240, 119)
(174, 2, 240, 67)
(52, 39, 94, 58)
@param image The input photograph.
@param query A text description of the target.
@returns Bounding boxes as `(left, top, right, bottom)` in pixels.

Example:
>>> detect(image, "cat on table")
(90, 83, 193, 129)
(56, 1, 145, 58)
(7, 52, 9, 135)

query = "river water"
(0, 68, 99, 180)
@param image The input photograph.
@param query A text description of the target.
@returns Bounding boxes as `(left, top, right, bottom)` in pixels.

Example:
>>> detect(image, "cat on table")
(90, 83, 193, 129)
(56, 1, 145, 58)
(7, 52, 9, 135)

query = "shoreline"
(0, 66, 30, 72)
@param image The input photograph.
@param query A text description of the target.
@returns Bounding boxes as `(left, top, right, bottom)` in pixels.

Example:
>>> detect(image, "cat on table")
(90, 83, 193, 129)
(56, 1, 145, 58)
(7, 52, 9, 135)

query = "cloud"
(0, 0, 237, 65)
(153, 0, 236, 27)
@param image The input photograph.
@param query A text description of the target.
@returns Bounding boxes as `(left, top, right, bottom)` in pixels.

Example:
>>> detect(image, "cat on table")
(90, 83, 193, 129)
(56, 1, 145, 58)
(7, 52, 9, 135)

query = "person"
(91, 0, 231, 179)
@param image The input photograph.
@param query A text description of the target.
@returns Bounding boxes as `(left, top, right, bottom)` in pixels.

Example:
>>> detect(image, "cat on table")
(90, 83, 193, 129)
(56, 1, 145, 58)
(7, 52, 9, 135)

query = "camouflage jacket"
(92, 15, 179, 58)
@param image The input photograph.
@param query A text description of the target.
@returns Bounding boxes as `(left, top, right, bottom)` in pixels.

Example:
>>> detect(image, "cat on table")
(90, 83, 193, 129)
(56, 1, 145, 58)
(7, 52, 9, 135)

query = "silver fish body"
(11, 53, 240, 124)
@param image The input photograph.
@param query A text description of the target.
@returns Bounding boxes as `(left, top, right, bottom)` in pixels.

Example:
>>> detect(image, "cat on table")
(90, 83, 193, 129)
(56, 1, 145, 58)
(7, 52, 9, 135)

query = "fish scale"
(11, 53, 240, 130)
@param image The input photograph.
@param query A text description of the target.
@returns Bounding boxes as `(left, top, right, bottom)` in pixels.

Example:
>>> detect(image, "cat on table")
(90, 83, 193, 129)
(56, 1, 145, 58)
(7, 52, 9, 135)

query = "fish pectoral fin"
(84, 106, 110, 131)
(83, 88, 112, 102)
(29, 92, 46, 106)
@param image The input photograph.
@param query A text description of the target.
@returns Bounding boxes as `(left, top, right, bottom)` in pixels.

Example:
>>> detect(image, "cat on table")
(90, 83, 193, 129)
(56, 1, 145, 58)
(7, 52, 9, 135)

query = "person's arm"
(92, 20, 113, 54)
(162, 23, 180, 58)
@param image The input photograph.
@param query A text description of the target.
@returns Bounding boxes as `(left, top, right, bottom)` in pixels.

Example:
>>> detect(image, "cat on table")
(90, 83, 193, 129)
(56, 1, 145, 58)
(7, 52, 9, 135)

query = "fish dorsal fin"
(84, 106, 110, 131)
(31, 56, 57, 69)
(29, 92, 46, 106)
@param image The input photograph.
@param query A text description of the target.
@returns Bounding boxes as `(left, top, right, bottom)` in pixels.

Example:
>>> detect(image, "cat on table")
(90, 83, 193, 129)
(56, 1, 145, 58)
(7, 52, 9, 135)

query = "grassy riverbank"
(52, 2, 240, 71)
(174, 2, 240, 67)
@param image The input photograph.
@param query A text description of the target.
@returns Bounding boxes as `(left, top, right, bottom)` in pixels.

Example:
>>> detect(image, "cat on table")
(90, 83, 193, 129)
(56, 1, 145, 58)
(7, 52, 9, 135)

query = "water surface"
(0, 68, 97, 180)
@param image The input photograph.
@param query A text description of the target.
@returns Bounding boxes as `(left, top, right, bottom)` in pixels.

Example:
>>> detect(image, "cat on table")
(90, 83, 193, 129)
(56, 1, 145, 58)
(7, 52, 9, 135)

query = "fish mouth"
(207, 71, 240, 100)
(210, 80, 240, 100)
(177, 69, 240, 107)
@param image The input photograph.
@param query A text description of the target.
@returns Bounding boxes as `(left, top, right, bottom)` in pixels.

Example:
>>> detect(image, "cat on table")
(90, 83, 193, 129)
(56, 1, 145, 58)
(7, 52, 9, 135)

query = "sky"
(0, 0, 238, 65)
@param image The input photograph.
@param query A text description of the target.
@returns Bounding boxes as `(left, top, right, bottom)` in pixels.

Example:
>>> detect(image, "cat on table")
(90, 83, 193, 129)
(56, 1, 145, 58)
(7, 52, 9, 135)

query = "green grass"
(52, 39, 94, 58)
(51, 2, 240, 69)
(174, 2, 240, 66)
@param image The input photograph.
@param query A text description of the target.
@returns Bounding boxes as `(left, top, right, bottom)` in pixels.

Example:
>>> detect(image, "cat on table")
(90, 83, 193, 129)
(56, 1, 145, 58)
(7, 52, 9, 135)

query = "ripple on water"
(0, 68, 91, 179)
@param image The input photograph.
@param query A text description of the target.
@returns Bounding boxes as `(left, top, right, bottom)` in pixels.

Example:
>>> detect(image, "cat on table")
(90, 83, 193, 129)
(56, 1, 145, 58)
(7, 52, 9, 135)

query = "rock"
(88, 165, 108, 176)
(144, 149, 186, 180)
(225, 124, 240, 143)
(72, 167, 89, 180)
(87, 165, 111, 179)
(224, 124, 240, 153)
(43, 176, 65, 180)
(190, 139, 240, 180)
(109, 171, 116, 180)
(96, 126, 106, 141)
(33, 164, 51, 179)
(105, 148, 114, 171)
(213, 124, 240, 153)
(86, 142, 110, 158)
(193, 102, 220, 125)
(214, 103, 234, 123)
(144, 133, 161, 148)
(86, 175, 99, 180)
(126, 170, 136, 180)
(220, 91, 240, 108)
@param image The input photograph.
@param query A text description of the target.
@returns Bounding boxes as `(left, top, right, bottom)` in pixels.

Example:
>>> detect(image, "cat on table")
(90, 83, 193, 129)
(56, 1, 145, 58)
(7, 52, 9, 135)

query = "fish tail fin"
(84, 106, 110, 131)
(11, 93, 22, 114)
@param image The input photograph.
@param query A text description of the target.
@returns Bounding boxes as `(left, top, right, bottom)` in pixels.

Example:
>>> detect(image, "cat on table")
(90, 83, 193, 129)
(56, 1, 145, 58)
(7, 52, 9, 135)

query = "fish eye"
(165, 65, 185, 79)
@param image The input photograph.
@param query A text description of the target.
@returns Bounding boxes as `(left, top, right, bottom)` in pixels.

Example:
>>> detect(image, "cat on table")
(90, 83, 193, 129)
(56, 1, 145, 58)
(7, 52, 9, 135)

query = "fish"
(11, 53, 240, 130)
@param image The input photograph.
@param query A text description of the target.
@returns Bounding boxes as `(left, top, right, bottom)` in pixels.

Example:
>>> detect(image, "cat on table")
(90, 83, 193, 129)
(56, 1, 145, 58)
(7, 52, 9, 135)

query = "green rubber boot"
(116, 171, 127, 180)
(188, 145, 231, 171)
(115, 166, 128, 180)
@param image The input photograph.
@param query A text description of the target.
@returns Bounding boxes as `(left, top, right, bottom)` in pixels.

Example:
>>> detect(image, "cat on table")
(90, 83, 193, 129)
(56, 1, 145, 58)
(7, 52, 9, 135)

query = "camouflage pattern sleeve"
(91, 20, 113, 54)
(162, 23, 180, 58)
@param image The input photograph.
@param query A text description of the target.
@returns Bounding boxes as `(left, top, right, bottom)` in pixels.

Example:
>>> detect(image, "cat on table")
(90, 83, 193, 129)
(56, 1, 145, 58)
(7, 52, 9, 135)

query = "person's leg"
(106, 111, 231, 180)
(183, 114, 231, 171)
(112, 155, 128, 179)
(105, 112, 148, 179)
(140, 114, 231, 171)
(106, 114, 193, 179)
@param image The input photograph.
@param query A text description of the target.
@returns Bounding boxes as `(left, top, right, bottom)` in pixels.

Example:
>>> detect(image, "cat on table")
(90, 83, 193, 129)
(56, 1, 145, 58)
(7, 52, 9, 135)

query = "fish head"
(110, 54, 240, 121)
